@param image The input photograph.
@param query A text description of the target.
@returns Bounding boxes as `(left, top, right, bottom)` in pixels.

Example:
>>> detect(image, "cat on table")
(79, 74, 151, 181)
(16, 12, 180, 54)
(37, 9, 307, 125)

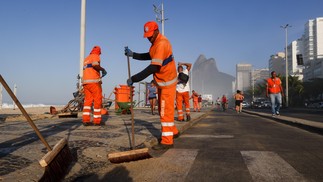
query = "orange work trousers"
(157, 85, 179, 145)
(176, 91, 190, 120)
(193, 100, 200, 111)
(82, 83, 102, 124)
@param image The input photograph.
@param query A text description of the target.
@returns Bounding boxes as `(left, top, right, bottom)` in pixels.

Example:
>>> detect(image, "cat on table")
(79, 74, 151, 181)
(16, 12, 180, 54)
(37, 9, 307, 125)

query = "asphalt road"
(173, 109, 323, 182)
(83, 108, 323, 182)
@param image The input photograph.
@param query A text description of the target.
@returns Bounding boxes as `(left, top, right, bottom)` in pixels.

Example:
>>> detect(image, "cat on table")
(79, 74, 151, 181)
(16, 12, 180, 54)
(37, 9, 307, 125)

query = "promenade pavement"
(0, 107, 206, 181)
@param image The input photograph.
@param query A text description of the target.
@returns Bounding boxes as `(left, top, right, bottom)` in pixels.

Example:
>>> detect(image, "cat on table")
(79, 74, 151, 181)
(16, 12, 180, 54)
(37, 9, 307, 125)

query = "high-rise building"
(286, 39, 304, 80)
(302, 17, 323, 81)
(252, 68, 269, 84)
(269, 52, 285, 75)
(236, 64, 252, 92)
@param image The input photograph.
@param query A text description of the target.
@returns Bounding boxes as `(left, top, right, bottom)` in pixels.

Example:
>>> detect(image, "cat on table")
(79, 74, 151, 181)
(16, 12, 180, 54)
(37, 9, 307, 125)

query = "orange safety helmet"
(143, 21, 158, 38)
(90, 46, 101, 55)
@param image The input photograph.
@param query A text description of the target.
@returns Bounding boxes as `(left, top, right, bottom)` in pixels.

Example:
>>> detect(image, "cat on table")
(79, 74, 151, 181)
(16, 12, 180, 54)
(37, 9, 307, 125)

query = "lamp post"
(153, 1, 168, 35)
(79, 0, 86, 88)
(280, 24, 291, 107)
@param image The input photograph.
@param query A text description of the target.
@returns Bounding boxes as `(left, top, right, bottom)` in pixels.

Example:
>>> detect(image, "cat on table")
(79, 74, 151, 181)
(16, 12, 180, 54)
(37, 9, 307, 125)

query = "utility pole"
(280, 24, 291, 107)
(79, 0, 86, 88)
(153, 1, 168, 35)
(13, 84, 17, 110)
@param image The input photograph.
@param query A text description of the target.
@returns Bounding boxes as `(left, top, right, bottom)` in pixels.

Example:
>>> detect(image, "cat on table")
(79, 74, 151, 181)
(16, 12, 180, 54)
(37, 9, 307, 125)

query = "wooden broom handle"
(0, 74, 52, 151)
(126, 47, 135, 149)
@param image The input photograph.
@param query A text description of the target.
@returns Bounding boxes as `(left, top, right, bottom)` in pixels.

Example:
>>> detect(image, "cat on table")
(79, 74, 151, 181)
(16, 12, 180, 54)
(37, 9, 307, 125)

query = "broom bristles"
(39, 144, 73, 182)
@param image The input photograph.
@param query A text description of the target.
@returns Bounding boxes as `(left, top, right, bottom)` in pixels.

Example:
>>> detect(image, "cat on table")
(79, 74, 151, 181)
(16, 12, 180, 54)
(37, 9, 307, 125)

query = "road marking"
(181, 134, 234, 139)
(241, 151, 307, 182)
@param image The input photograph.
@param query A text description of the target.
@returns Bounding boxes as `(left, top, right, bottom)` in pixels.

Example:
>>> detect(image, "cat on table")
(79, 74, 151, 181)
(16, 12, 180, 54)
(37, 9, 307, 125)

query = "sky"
(0, 0, 322, 105)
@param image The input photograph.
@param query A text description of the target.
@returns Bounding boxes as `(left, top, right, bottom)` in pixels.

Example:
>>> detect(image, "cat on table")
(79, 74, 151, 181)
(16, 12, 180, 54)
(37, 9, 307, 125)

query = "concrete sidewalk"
(243, 109, 323, 135)
(0, 107, 207, 181)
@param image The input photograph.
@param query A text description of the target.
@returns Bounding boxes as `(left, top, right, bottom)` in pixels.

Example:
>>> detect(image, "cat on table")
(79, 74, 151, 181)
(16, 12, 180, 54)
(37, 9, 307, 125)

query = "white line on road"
(181, 134, 234, 139)
(241, 151, 307, 182)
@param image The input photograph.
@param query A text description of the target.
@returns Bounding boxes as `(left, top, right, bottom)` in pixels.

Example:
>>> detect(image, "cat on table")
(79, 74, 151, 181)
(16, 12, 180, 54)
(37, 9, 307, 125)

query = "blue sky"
(0, 0, 322, 105)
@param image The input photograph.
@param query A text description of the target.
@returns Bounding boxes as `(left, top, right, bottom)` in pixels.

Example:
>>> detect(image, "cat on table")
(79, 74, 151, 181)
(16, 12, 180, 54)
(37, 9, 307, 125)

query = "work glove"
(101, 69, 107, 78)
(124, 47, 133, 57)
(127, 78, 133, 86)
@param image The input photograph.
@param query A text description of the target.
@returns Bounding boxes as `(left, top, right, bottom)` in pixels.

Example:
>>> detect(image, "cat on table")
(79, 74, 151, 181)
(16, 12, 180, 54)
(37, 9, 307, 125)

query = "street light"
(280, 24, 291, 107)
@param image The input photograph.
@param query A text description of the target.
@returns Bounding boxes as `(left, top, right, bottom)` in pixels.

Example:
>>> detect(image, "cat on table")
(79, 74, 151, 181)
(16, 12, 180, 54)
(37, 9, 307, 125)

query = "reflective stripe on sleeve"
(151, 58, 163, 65)
(83, 79, 101, 84)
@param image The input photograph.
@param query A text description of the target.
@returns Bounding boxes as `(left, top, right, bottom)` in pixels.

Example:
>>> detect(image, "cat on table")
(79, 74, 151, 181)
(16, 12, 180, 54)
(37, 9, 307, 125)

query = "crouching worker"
(125, 21, 179, 150)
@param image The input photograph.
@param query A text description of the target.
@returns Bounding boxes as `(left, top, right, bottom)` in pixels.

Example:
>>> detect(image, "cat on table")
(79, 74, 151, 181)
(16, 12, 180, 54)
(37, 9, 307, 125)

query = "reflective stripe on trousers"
(176, 91, 190, 120)
(82, 83, 102, 124)
(158, 85, 178, 145)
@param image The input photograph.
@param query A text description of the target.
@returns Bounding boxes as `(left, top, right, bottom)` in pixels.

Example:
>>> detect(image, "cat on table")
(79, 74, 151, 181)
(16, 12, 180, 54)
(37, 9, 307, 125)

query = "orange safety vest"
(82, 46, 101, 85)
(149, 33, 177, 88)
(267, 77, 282, 94)
(192, 94, 199, 102)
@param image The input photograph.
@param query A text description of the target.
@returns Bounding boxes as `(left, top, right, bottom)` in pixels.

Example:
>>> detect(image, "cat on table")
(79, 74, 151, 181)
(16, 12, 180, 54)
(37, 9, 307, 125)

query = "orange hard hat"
(143, 21, 158, 38)
(90, 46, 101, 55)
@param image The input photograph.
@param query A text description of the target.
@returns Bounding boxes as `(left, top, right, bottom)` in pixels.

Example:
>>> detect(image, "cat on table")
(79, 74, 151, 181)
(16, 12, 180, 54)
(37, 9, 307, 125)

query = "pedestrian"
(190, 90, 200, 112)
(234, 90, 244, 113)
(176, 62, 192, 122)
(82, 46, 107, 126)
(266, 71, 284, 117)
(216, 97, 221, 110)
(124, 21, 179, 150)
(198, 95, 202, 111)
(221, 94, 228, 111)
(147, 80, 157, 115)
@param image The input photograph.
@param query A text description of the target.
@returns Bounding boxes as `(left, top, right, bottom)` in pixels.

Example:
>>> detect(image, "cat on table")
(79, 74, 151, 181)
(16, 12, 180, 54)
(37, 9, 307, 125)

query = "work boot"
(174, 132, 180, 139)
(186, 115, 191, 121)
(152, 143, 174, 150)
(82, 122, 92, 126)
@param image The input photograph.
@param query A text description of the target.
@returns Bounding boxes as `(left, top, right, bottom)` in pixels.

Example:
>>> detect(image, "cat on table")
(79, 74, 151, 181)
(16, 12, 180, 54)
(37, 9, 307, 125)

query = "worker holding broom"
(82, 46, 107, 126)
(125, 21, 179, 150)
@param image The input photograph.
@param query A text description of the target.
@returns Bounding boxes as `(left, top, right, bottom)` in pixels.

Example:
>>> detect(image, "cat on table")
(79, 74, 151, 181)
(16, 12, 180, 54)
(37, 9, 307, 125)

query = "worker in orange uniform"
(190, 90, 200, 112)
(176, 62, 192, 122)
(266, 71, 284, 117)
(82, 46, 107, 126)
(125, 21, 179, 150)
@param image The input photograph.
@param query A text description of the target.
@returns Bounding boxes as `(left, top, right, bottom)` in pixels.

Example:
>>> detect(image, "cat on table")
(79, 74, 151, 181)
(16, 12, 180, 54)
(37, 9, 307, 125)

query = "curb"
(243, 110, 323, 135)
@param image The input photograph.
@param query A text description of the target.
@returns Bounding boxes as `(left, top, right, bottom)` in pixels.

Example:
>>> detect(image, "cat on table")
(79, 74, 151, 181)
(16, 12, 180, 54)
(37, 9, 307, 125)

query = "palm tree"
(288, 75, 304, 106)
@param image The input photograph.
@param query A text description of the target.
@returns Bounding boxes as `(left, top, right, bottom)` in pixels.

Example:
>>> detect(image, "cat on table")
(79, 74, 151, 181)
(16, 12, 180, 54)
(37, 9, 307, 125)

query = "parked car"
(251, 101, 264, 108)
(241, 101, 250, 108)
(264, 101, 271, 108)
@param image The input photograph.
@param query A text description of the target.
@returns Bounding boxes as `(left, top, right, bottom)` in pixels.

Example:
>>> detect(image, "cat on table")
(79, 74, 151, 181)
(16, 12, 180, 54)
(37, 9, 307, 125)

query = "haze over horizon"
(1, 0, 322, 105)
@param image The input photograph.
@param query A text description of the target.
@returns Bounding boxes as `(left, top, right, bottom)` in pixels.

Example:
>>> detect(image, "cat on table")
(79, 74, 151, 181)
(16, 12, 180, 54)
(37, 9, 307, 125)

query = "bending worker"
(176, 62, 192, 121)
(82, 46, 107, 126)
(125, 21, 179, 150)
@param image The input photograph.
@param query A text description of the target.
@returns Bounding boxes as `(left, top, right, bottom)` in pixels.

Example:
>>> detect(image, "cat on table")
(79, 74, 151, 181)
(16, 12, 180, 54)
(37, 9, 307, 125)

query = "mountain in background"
(191, 54, 235, 101)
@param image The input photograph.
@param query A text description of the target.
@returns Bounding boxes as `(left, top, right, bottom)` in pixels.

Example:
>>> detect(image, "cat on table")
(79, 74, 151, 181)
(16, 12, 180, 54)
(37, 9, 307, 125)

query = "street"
(88, 108, 323, 182)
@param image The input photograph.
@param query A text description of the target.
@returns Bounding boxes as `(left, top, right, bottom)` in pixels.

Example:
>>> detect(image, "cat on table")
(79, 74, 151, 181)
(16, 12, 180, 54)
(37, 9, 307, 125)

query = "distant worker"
(221, 94, 228, 111)
(266, 71, 284, 117)
(176, 62, 192, 121)
(147, 80, 157, 115)
(234, 90, 244, 113)
(124, 21, 179, 150)
(198, 95, 202, 111)
(190, 90, 200, 112)
(82, 46, 107, 126)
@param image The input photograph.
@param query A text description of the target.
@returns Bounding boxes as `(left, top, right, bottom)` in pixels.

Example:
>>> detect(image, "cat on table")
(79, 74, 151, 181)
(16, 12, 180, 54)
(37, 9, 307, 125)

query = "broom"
(107, 47, 151, 163)
(0, 74, 72, 181)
